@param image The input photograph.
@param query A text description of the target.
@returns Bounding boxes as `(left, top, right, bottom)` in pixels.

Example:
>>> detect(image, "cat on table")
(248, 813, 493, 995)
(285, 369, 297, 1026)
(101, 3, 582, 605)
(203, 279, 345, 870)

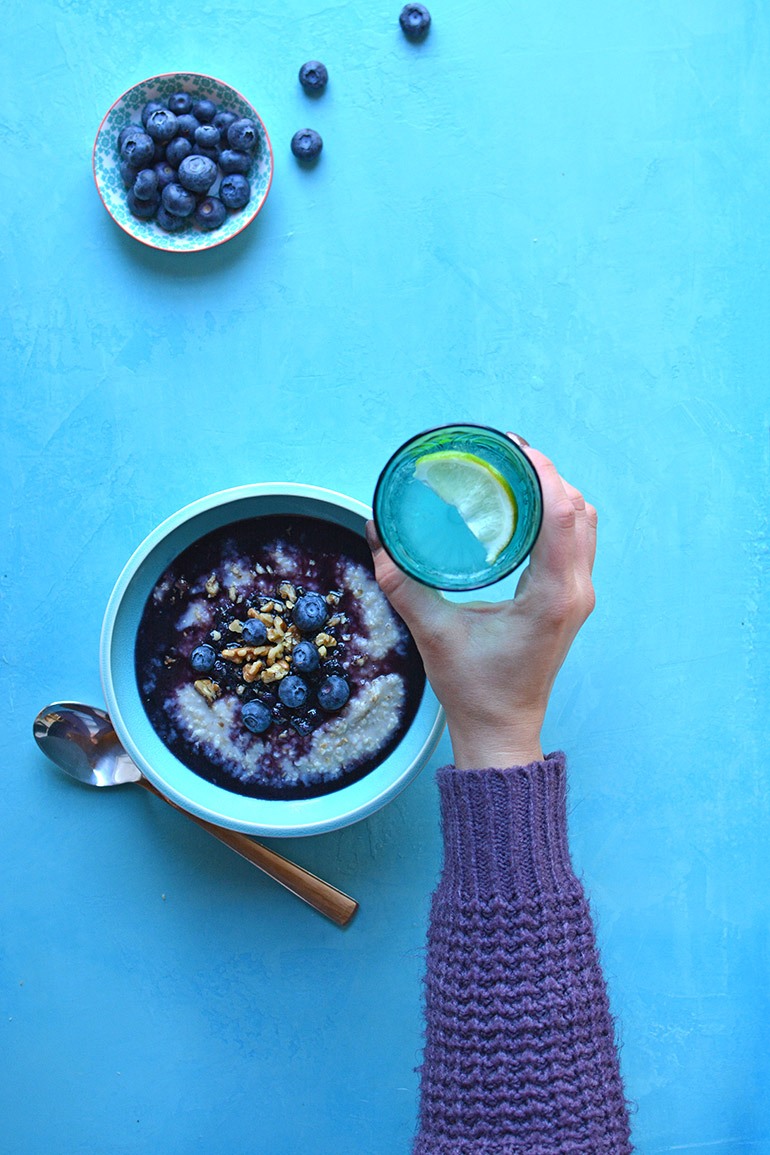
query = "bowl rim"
(100, 483, 445, 836)
(92, 71, 274, 254)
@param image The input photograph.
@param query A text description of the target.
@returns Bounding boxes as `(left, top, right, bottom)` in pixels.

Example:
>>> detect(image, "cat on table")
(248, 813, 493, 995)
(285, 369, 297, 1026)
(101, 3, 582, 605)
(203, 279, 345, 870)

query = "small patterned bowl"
(93, 72, 273, 253)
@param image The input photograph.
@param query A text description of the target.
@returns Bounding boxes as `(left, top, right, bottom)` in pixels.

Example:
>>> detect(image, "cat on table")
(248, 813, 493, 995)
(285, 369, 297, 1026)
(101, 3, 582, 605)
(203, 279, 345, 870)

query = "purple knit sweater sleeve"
(413, 753, 633, 1154)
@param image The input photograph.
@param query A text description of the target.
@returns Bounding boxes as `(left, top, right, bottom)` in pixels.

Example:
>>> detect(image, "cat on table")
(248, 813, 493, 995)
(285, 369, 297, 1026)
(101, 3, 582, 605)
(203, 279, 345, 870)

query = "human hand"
(366, 437, 597, 769)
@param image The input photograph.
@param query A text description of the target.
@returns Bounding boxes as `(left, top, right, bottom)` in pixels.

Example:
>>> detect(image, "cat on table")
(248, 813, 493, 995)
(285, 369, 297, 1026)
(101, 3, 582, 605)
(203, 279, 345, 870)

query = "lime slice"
(413, 450, 517, 563)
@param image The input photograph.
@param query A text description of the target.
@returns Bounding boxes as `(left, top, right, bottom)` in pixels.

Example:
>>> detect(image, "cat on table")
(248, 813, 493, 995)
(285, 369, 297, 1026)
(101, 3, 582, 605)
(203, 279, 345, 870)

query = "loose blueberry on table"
(399, 3, 431, 39)
(291, 128, 323, 161)
(298, 61, 329, 92)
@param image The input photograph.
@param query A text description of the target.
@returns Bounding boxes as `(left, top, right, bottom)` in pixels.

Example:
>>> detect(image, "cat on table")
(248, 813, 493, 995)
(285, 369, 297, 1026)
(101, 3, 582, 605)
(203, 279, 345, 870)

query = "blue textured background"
(3, 2, 769, 1152)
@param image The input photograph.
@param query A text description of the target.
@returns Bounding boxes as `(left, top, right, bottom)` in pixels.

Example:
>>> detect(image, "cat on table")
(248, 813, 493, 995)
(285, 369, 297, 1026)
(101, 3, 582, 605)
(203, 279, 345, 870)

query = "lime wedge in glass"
(414, 450, 518, 563)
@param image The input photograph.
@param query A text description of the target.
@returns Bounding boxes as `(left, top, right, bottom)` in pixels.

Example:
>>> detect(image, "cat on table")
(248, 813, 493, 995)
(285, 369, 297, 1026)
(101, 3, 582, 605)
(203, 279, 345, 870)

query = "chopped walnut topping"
(205, 574, 219, 598)
(221, 645, 270, 663)
(278, 582, 297, 605)
(211, 629, 222, 641)
(243, 661, 264, 683)
(228, 620, 244, 634)
(267, 643, 284, 665)
(326, 591, 341, 606)
(261, 662, 288, 683)
(353, 655, 365, 666)
(228, 584, 238, 603)
(194, 678, 221, 705)
(315, 632, 336, 649)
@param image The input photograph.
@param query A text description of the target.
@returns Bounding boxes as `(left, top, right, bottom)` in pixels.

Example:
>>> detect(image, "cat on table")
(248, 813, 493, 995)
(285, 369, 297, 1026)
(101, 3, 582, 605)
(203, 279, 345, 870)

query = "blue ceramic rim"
(372, 423, 544, 591)
(100, 483, 445, 836)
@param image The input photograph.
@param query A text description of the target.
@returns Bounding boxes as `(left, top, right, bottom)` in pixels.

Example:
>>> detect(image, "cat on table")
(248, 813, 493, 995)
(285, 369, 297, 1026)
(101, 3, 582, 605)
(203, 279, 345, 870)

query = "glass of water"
(372, 424, 543, 591)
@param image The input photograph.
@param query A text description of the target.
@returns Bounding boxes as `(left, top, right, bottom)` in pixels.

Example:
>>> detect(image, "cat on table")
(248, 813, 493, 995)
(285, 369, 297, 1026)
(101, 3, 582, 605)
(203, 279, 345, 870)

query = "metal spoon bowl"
(34, 702, 358, 926)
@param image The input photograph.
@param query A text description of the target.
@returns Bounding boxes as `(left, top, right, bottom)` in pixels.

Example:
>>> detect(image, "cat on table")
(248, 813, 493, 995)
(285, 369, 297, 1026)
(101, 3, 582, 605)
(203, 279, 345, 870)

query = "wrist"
(447, 717, 544, 771)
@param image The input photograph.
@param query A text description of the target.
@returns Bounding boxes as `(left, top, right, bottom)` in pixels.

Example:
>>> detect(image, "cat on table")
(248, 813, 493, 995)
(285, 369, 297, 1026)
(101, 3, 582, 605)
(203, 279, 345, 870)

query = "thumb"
(365, 520, 448, 638)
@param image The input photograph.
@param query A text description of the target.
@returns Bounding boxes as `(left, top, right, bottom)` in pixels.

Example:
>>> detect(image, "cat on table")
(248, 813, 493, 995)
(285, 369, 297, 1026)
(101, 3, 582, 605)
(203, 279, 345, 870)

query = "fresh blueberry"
(177, 154, 218, 193)
(290, 129, 323, 161)
(278, 675, 309, 709)
(174, 114, 200, 141)
(166, 136, 193, 167)
(190, 643, 216, 672)
(194, 197, 228, 230)
(133, 169, 158, 200)
(194, 124, 220, 150)
(118, 124, 139, 150)
(120, 130, 155, 166)
(145, 108, 178, 143)
(161, 182, 196, 216)
(292, 592, 328, 634)
(291, 640, 321, 674)
(168, 92, 193, 115)
(153, 160, 177, 189)
(141, 101, 165, 126)
(213, 109, 238, 133)
(156, 205, 187, 232)
(298, 61, 328, 92)
(317, 675, 350, 712)
(119, 159, 139, 187)
(192, 99, 217, 124)
(218, 149, 252, 175)
(399, 3, 431, 38)
(227, 118, 259, 152)
(126, 187, 160, 219)
(241, 618, 268, 645)
(219, 174, 250, 209)
(241, 699, 272, 734)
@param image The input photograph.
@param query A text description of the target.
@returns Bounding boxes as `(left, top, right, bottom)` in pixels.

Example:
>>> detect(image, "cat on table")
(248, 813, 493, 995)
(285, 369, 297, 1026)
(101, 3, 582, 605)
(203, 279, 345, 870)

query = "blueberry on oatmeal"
(241, 699, 272, 734)
(292, 592, 328, 634)
(241, 618, 268, 646)
(278, 675, 309, 710)
(291, 640, 320, 674)
(318, 675, 350, 712)
(190, 644, 216, 673)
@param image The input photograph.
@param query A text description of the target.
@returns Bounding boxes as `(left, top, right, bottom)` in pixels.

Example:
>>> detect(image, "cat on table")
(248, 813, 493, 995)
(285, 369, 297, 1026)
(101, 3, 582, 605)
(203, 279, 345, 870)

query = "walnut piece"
(205, 574, 219, 598)
(194, 678, 221, 705)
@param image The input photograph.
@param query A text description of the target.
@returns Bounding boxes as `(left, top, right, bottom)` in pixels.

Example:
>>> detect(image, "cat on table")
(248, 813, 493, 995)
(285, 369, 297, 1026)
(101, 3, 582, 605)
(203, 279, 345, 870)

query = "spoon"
(33, 702, 358, 927)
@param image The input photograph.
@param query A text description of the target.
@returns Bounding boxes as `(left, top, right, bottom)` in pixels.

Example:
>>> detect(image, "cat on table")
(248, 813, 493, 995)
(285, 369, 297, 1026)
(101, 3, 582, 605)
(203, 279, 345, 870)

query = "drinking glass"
(373, 424, 543, 591)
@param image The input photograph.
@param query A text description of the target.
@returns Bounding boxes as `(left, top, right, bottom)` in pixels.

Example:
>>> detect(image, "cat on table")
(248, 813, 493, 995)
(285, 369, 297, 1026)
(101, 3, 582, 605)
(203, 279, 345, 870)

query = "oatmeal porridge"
(134, 515, 425, 799)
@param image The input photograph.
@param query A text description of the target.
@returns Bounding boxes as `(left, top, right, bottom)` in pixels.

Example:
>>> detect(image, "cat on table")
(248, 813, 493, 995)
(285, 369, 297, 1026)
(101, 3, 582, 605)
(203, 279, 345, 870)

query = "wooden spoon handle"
(138, 778, 358, 926)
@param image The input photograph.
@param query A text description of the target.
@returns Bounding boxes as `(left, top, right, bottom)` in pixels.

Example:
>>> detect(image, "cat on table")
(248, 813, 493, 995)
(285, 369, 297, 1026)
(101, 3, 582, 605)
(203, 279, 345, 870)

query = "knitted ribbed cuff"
(436, 752, 578, 899)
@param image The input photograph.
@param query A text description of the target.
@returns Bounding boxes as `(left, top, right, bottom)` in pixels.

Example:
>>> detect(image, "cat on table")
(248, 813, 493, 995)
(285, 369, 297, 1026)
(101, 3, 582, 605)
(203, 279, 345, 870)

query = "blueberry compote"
(134, 515, 425, 800)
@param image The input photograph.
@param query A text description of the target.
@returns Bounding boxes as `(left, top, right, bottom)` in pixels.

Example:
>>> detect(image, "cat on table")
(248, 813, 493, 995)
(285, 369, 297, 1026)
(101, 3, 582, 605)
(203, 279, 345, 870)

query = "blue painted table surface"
(2, 2, 769, 1152)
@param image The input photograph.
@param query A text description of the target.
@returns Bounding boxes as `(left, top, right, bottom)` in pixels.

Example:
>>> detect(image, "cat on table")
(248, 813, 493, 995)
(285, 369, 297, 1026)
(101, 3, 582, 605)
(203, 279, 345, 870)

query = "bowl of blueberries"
(100, 484, 444, 836)
(93, 72, 273, 252)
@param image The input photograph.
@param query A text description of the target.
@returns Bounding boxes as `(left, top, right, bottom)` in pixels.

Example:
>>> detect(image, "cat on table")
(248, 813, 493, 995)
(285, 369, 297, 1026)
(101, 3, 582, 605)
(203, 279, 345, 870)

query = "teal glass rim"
(372, 423, 544, 591)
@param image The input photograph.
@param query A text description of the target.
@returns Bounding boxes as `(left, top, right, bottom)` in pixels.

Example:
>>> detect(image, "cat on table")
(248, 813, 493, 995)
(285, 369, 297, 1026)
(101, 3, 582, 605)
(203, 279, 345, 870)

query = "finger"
(584, 502, 598, 574)
(365, 521, 447, 636)
(515, 446, 577, 581)
(560, 477, 592, 579)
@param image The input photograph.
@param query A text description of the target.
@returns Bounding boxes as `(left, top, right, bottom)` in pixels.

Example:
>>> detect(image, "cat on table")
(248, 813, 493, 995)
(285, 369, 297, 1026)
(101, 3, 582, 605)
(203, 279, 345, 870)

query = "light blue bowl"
(100, 484, 445, 837)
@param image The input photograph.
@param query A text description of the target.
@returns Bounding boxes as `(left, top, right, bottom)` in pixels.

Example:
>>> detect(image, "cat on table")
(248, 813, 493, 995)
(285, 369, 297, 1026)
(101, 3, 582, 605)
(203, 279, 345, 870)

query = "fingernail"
(507, 432, 530, 447)
(365, 520, 382, 551)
